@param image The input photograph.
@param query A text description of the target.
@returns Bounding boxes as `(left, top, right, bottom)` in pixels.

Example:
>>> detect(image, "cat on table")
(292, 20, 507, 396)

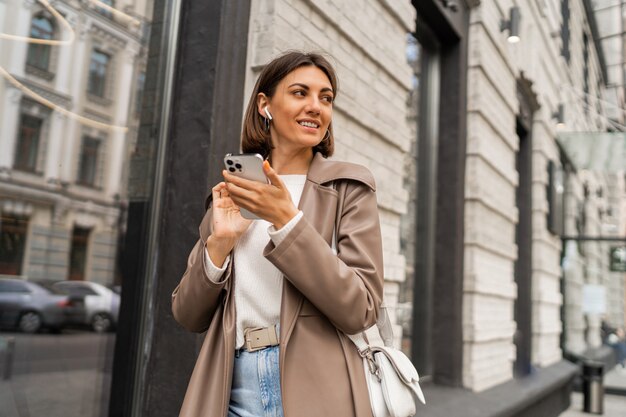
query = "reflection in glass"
(0, 0, 154, 415)
(97, 0, 115, 19)
(69, 227, 90, 281)
(14, 113, 43, 173)
(77, 136, 101, 186)
(26, 14, 54, 70)
(0, 216, 28, 275)
(88, 50, 110, 98)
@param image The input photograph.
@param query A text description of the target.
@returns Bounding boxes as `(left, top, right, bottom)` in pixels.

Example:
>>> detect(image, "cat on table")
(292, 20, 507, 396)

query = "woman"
(172, 51, 384, 417)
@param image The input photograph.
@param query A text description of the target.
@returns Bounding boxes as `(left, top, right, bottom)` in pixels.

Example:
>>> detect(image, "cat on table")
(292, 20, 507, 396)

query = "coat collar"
(305, 152, 376, 191)
(204, 152, 376, 210)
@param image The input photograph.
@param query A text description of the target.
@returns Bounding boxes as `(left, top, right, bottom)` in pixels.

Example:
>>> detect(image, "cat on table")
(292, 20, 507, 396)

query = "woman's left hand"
(223, 161, 300, 229)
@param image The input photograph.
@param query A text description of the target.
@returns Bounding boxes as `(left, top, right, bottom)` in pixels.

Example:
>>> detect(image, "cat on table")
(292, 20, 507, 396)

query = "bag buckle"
(360, 348, 382, 381)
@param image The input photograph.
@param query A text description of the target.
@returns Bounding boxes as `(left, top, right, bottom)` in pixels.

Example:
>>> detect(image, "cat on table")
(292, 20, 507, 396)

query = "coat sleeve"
(263, 181, 384, 335)
(171, 208, 232, 333)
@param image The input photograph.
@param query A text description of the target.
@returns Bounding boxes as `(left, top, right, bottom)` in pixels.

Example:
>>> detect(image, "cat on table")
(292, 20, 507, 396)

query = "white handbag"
(329, 186, 426, 417)
(346, 308, 426, 417)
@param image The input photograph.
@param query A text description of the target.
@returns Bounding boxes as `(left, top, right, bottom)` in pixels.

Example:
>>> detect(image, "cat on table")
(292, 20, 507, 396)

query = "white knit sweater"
(203, 175, 307, 348)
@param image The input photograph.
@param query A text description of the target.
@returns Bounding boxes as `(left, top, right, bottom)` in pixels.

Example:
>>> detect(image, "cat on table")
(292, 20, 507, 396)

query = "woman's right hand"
(205, 182, 252, 267)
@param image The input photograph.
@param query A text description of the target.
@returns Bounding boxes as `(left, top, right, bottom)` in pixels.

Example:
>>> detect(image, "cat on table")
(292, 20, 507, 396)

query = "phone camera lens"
(228, 167, 236, 173)
(226, 160, 233, 165)
(235, 163, 242, 169)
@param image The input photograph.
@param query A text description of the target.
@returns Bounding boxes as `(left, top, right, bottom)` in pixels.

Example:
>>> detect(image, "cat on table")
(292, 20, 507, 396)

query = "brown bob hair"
(241, 51, 338, 159)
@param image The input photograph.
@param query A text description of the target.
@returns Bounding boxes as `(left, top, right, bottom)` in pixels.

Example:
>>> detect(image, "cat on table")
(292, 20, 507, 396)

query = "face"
(258, 65, 334, 154)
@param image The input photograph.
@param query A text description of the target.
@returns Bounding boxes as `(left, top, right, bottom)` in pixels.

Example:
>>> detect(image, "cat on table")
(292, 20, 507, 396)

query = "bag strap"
(330, 181, 394, 350)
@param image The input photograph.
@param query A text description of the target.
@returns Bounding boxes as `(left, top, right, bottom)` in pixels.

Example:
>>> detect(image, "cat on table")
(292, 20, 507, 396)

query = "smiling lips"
(298, 120, 319, 129)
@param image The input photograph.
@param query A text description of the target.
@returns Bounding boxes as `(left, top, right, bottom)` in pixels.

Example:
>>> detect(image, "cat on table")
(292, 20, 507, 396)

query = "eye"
(322, 95, 334, 103)
(293, 90, 305, 97)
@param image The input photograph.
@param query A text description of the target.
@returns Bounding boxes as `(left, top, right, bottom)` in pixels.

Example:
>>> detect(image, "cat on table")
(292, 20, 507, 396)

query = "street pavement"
(0, 331, 114, 417)
(2, 330, 626, 417)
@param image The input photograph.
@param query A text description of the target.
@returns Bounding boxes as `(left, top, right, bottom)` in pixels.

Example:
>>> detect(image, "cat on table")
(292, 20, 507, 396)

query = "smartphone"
(223, 153, 268, 219)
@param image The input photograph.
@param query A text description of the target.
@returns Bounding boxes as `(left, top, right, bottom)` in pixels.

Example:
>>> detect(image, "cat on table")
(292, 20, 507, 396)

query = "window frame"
(77, 135, 102, 187)
(87, 49, 111, 98)
(26, 14, 54, 71)
(14, 113, 44, 173)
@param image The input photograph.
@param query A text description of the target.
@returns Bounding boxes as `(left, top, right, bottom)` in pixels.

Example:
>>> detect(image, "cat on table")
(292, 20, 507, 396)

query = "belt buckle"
(244, 327, 265, 352)
(244, 325, 279, 352)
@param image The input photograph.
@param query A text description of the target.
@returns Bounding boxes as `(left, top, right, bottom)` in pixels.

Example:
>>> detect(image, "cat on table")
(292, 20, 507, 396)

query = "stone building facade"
(243, 0, 417, 339)
(463, 0, 624, 393)
(237, 0, 625, 413)
(0, 0, 151, 285)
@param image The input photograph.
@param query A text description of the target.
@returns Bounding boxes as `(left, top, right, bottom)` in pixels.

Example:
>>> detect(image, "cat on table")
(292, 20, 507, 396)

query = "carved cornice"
(83, 107, 112, 125)
(15, 75, 73, 108)
(90, 22, 128, 49)
(25, 64, 56, 82)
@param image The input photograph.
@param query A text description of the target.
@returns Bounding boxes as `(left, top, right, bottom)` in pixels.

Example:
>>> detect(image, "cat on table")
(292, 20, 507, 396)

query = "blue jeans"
(228, 345, 284, 417)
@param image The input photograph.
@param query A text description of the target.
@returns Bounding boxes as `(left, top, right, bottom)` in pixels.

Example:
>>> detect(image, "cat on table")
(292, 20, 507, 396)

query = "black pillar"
(142, 1, 251, 416)
(413, 0, 470, 388)
(108, 1, 251, 416)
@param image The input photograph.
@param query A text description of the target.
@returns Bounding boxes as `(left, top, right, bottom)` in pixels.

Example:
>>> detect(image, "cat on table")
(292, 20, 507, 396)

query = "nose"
(305, 96, 321, 114)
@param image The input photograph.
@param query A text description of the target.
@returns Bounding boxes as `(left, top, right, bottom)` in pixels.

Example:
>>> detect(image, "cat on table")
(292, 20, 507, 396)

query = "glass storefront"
(0, 0, 177, 415)
(398, 33, 421, 357)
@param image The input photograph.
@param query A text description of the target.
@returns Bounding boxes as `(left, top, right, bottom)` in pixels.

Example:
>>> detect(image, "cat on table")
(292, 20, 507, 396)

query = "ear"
(257, 93, 269, 118)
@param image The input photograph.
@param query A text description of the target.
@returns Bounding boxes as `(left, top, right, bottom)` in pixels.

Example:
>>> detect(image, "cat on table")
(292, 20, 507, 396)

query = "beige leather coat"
(172, 152, 384, 417)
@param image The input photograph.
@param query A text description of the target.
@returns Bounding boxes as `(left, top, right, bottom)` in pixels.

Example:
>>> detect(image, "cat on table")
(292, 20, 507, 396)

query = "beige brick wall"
(465, 0, 614, 391)
(244, 0, 416, 325)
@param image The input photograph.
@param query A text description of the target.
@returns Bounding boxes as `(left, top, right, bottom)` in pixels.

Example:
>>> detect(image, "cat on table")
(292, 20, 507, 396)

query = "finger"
(263, 160, 285, 188)
(212, 182, 225, 201)
(226, 181, 257, 202)
(227, 183, 263, 214)
(223, 170, 260, 189)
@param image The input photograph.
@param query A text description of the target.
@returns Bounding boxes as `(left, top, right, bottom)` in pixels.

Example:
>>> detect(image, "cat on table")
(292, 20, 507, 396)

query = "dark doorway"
(0, 215, 28, 275)
(68, 227, 90, 281)
(514, 118, 533, 377)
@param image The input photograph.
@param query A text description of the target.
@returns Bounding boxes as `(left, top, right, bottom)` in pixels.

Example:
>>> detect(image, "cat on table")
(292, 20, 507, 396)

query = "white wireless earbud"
(264, 106, 273, 120)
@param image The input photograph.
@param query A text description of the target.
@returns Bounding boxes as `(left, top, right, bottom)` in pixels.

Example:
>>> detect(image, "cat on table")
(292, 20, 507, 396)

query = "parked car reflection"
(0, 278, 85, 333)
(52, 281, 120, 333)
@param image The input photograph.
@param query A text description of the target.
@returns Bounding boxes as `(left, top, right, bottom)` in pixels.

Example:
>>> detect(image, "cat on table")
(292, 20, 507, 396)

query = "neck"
(270, 148, 314, 175)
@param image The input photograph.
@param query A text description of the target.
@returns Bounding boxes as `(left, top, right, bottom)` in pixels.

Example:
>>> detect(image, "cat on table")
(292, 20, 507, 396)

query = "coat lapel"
(279, 153, 339, 350)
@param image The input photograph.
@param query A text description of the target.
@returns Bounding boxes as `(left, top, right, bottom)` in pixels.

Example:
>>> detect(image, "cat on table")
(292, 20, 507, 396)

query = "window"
(547, 160, 565, 236)
(88, 50, 110, 97)
(26, 14, 54, 70)
(55, 282, 98, 296)
(0, 280, 31, 293)
(135, 72, 146, 114)
(68, 227, 90, 281)
(77, 136, 101, 186)
(560, 0, 570, 63)
(0, 0, 168, 413)
(97, 0, 114, 18)
(0, 215, 28, 275)
(14, 114, 43, 173)
(583, 32, 589, 115)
